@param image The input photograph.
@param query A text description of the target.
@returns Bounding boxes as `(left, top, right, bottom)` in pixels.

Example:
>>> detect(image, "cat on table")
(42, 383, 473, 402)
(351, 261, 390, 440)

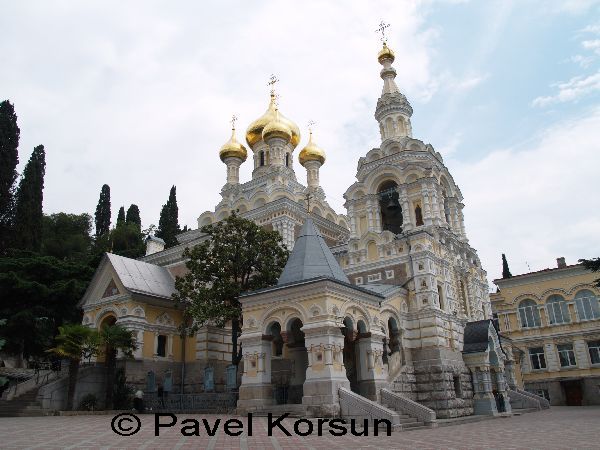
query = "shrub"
(79, 393, 98, 411)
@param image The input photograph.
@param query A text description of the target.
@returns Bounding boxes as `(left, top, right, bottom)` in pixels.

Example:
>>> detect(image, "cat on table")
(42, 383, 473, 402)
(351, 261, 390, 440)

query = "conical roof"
(277, 218, 349, 285)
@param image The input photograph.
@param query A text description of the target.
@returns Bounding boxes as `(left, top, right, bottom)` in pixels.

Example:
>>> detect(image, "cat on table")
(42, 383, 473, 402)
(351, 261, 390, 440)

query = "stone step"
(401, 421, 426, 431)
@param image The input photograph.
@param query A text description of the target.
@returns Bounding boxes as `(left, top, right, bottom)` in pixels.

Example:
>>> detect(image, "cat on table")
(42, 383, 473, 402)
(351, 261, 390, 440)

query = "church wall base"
(302, 378, 349, 417)
(412, 348, 474, 419)
(390, 365, 418, 401)
(237, 383, 274, 413)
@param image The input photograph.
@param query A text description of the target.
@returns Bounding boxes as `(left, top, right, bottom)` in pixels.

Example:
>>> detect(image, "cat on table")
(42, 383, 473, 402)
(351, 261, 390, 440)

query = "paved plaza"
(1, 407, 599, 449)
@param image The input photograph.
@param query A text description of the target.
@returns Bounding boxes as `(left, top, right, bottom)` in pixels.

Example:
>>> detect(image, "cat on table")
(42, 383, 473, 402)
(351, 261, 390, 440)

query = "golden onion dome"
(245, 94, 301, 148)
(299, 131, 326, 166)
(262, 110, 292, 143)
(377, 42, 395, 64)
(219, 127, 247, 162)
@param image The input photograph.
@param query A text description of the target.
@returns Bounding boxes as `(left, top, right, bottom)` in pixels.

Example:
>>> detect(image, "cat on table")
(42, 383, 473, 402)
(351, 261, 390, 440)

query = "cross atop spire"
(230, 114, 238, 130)
(307, 120, 316, 134)
(267, 74, 279, 96)
(375, 20, 390, 43)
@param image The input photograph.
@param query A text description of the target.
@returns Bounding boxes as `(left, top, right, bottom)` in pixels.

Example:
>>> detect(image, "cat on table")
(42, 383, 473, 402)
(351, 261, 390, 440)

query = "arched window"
(377, 180, 403, 234)
(443, 191, 450, 223)
(285, 153, 290, 167)
(437, 284, 445, 311)
(367, 241, 378, 261)
(268, 322, 283, 357)
(575, 289, 600, 321)
(415, 204, 424, 226)
(259, 151, 265, 166)
(546, 295, 570, 325)
(518, 299, 541, 328)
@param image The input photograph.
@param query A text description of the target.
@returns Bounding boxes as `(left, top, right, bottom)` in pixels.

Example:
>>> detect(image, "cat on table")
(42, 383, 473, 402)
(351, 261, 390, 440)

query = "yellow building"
(490, 257, 600, 405)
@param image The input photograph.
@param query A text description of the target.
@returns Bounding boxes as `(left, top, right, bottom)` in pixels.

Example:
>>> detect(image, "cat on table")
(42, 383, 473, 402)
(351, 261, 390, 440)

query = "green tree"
(502, 253, 512, 279)
(116, 206, 125, 228)
(99, 325, 136, 410)
(94, 184, 111, 238)
(13, 145, 45, 252)
(156, 185, 180, 248)
(579, 257, 600, 287)
(41, 213, 93, 263)
(125, 204, 141, 230)
(0, 319, 7, 389)
(0, 252, 93, 362)
(47, 324, 99, 411)
(173, 212, 289, 367)
(0, 100, 20, 253)
(110, 222, 145, 259)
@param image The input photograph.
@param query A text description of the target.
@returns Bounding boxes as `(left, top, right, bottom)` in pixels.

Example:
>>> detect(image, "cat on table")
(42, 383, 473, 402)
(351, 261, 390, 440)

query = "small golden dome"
(262, 110, 292, 142)
(377, 42, 395, 64)
(219, 128, 247, 162)
(245, 94, 301, 148)
(299, 131, 326, 166)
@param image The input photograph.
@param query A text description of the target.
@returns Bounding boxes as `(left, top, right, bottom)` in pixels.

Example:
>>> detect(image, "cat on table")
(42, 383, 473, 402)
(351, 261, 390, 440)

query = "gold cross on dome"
(230, 114, 238, 129)
(375, 20, 390, 42)
(307, 120, 316, 133)
(267, 74, 279, 95)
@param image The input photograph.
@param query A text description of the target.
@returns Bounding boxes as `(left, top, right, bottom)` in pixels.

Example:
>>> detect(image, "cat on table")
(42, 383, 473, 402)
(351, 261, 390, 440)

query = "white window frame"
(385, 270, 394, 279)
(557, 343, 577, 368)
(575, 291, 600, 321)
(546, 295, 570, 325)
(529, 347, 547, 370)
(367, 273, 382, 282)
(354, 276, 363, 285)
(587, 341, 600, 365)
(519, 301, 542, 328)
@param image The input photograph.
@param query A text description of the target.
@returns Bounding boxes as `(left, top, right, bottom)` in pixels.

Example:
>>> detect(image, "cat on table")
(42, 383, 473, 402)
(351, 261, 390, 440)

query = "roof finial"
(230, 114, 238, 131)
(305, 191, 313, 213)
(375, 20, 390, 43)
(307, 119, 316, 139)
(267, 74, 279, 97)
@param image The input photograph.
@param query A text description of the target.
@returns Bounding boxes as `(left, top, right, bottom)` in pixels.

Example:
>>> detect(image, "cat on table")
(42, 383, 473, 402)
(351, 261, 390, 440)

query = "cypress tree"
(94, 184, 111, 237)
(502, 253, 512, 279)
(125, 204, 141, 230)
(116, 206, 125, 228)
(13, 145, 46, 252)
(156, 185, 180, 248)
(0, 100, 20, 252)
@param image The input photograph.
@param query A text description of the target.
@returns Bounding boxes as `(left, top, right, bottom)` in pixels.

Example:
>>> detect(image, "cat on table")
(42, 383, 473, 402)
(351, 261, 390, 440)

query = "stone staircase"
(380, 404, 426, 430)
(0, 387, 50, 417)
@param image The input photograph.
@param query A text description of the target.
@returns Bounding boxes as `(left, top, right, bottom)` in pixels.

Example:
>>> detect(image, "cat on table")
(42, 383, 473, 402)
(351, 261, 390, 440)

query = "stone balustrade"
(380, 388, 437, 425)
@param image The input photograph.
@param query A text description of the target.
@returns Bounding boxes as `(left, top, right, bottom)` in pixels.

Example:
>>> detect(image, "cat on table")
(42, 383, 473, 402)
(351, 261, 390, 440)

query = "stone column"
(237, 334, 274, 413)
(400, 187, 413, 231)
(304, 160, 322, 189)
(224, 157, 243, 185)
(374, 200, 382, 232)
(348, 204, 357, 238)
(302, 322, 350, 417)
(421, 183, 433, 226)
(366, 198, 374, 232)
(430, 184, 442, 226)
(471, 366, 498, 415)
(458, 204, 467, 240)
(355, 331, 388, 401)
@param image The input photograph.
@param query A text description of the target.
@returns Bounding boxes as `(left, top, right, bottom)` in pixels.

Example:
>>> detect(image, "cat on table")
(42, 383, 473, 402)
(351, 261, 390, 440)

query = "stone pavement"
(1, 407, 599, 449)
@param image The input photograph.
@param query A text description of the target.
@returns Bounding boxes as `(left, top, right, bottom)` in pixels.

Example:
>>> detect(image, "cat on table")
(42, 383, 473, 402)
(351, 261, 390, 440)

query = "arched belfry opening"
(377, 180, 403, 234)
(285, 318, 308, 404)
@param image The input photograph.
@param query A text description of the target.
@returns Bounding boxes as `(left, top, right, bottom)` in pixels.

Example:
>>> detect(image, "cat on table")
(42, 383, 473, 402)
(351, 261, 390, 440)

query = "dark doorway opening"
(562, 380, 583, 406)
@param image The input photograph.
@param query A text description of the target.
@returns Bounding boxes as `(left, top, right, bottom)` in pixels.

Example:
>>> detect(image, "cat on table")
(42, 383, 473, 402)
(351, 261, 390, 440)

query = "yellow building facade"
(490, 258, 600, 405)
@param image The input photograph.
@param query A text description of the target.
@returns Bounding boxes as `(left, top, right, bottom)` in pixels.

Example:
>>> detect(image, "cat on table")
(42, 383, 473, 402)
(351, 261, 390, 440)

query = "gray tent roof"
(277, 218, 349, 285)
(106, 253, 175, 299)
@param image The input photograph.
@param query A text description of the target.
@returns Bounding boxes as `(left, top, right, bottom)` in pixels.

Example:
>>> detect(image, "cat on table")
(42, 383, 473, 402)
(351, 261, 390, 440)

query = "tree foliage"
(173, 212, 289, 365)
(99, 324, 136, 410)
(579, 257, 600, 287)
(0, 100, 20, 253)
(0, 252, 93, 360)
(41, 213, 93, 263)
(116, 206, 125, 227)
(94, 184, 111, 238)
(125, 204, 141, 230)
(501, 253, 512, 279)
(13, 145, 46, 252)
(110, 222, 145, 259)
(156, 185, 180, 248)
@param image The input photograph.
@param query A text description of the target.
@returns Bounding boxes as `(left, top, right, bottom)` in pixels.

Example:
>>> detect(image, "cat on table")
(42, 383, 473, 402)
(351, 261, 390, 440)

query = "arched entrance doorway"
(340, 317, 359, 393)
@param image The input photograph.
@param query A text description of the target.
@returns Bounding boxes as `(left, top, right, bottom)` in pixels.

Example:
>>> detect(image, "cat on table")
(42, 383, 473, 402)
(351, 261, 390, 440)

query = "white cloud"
(571, 54, 595, 67)
(582, 38, 600, 54)
(532, 71, 600, 107)
(447, 108, 600, 283)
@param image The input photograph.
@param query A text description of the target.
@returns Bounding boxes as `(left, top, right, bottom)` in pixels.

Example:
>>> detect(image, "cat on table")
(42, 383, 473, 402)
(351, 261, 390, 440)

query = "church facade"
(79, 40, 526, 419)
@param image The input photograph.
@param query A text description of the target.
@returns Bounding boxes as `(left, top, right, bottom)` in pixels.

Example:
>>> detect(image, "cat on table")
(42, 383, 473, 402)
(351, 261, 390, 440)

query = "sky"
(2, 0, 599, 284)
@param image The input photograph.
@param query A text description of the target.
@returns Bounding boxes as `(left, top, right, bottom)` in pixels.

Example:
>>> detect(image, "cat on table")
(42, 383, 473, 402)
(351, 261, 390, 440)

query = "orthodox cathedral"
(78, 38, 540, 421)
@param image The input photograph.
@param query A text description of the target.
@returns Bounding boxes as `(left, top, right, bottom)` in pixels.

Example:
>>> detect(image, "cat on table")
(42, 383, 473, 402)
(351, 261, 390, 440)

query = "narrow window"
(157, 335, 167, 357)
(453, 375, 462, 398)
(529, 347, 546, 370)
(259, 151, 265, 166)
(285, 153, 290, 167)
(438, 284, 445, 310)
(557, 343, 577, 367)
(415, 205, 424, 226)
